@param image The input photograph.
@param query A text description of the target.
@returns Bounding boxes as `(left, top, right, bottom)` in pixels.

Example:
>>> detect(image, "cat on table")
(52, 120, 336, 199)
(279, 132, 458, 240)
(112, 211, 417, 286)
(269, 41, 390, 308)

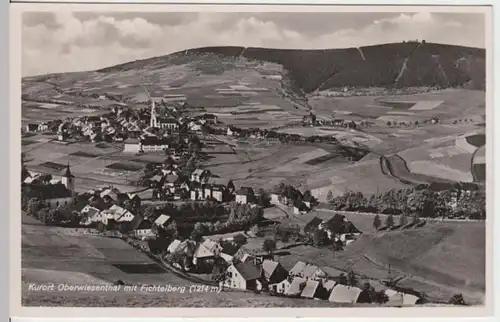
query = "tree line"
(326, 185, 486, 220)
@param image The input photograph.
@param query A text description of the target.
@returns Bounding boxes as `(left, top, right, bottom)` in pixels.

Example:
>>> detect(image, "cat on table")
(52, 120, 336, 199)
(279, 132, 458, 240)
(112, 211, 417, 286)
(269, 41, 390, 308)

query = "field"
(21, 220, 355, 308)
(22, 138, 152, 193)
(203, 138, 356, 191)
(266, 208, 485, 304)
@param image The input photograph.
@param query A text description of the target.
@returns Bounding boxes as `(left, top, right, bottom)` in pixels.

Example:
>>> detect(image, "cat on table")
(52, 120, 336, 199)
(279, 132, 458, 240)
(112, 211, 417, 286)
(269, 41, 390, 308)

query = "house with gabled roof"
(269, 277, 292, 295)
(154, 214, 172, 229)
(218, 241, 241, 263)
(235, 187, 255, 204)
(384, 289, 421, 306)
(223, 262, 263, 291)
(286, 277, 307, 296)
(302, 264, 326, 280)
(261, 259, 289, 285)
(304, 216, 323, 235)
(133, 220, 155, 240)
(289, 261, 308, 277)
(167, 239, 182, 254)
(289, 261, 326, 280)
(323, 279, 337, 292)
(328, 284, 363, 304)
(191, 169, 211, 184)
(300, 279, 322, 299)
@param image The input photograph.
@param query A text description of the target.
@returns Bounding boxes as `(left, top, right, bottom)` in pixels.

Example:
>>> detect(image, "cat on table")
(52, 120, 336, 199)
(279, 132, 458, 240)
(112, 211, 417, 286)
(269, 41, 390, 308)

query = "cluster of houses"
(147, 165, 258, 205)
(163, 235, 421, 306)
(23, 95, 219, 147)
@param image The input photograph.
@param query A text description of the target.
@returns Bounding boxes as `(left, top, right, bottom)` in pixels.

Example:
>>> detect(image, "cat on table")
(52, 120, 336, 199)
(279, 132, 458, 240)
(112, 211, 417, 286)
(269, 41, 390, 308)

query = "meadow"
(22, 139, 145, 193)
(267, 208, 485, 304)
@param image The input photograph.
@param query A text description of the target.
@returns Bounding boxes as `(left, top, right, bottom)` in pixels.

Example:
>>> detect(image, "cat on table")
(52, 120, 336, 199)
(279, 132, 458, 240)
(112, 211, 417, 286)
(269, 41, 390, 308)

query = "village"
(20, 91, 449, 307)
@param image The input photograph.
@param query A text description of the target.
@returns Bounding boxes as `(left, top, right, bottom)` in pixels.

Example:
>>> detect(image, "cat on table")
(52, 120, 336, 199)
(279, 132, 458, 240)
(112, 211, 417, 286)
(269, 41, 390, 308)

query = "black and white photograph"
(14, 4, 490, 313)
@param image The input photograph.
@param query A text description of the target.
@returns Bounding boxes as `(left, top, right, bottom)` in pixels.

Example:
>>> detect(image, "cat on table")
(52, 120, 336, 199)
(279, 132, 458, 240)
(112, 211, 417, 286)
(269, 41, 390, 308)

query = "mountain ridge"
(93, 42, 485, 93)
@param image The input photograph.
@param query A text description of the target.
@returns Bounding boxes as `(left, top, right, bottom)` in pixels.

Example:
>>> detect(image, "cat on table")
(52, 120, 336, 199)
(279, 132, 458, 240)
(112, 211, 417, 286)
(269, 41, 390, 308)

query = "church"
(23, 163, 77, 208)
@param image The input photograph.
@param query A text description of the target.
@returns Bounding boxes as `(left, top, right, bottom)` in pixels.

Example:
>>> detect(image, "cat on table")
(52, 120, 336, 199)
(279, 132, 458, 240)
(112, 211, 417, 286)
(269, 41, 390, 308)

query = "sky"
(21, 11, 486, 77)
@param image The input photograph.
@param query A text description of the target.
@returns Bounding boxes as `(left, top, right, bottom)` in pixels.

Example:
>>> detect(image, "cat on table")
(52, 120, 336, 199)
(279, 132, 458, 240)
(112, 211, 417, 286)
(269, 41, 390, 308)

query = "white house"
(384, 289, 420, 306)
(154, 214, 172, 229)
(235, 187, 254, 204)
(133, 221, 155, 240)
(191, 169, 211, 183)
(223, 262, 263, 291)
(167, 239, 182, 254)
(269, 278, 292, 295)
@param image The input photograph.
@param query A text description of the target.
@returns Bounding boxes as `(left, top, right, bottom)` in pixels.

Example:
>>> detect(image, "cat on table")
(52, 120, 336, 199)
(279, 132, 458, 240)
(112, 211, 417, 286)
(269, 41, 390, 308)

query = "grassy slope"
(96, 43, 485, 93)
(21, 223, 346, 307)
(279, 210, 485, 303)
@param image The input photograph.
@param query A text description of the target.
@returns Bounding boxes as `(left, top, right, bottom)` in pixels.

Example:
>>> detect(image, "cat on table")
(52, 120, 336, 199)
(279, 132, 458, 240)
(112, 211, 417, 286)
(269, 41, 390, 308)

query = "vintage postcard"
(9, 2, 493, 318)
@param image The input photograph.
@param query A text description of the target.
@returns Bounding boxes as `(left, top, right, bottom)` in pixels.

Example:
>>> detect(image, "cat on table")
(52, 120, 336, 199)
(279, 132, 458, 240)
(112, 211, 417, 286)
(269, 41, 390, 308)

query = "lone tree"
(262, 238, 277, 255)
(385, 214, 395, 228)
(373, 214, 382, 231)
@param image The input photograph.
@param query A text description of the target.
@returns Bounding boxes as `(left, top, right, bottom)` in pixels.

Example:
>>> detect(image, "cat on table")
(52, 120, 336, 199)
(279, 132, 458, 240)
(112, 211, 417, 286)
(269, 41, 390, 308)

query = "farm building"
(167, 239, 182, 254)
(322, 280, 337, 292)
(191, 169, 211, 184)
(133, 220, 155, 239)
(218, 241, 241, 263)
(269, 278, 291, 295)
(320, 214, 362, 240)
(384, 289, 421, 306)
(328, 284, 363, 304)
(154, 214, 172, 229)
(261, 260, 289, 285)
(304, 217, 323, 235)
(293, 201, 309, 215)
(235, 187, 255, 204)
(223, 262, 263, 291)
(289, 261, 326, 280)
(300, 279, 328, 299)
(286, 277, 307, 296)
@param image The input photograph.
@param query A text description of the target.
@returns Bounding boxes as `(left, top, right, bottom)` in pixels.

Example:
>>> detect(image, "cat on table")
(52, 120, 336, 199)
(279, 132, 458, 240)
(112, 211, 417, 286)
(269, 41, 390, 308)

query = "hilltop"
(96, 42, 486, 93)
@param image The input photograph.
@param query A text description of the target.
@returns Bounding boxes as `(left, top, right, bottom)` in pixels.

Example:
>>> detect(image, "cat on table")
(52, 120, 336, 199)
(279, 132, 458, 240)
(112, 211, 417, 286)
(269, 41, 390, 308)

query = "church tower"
(61, 163, 75, 196)
(150, 99, 157, 128)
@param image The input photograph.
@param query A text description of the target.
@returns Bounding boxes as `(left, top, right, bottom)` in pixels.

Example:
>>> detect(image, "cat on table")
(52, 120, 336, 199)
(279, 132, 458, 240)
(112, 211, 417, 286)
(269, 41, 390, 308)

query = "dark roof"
(236, 187, 254, 195)
(141, 137, 170, 146)
(234, 262, 262, 281)
(220, 241, 240, 256)
(304, 217, 323, 233)
(135, 220, 153, 230)
(158, 117, 179, 124)
(323, 214, 362, 234)
(23, 183, 72, 200)
(294, 201, 308, 210)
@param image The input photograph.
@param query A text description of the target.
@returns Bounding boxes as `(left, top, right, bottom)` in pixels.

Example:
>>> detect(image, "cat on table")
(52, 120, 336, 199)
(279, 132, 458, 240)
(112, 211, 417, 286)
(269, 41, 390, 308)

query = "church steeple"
(64, 162, 74, 178)
(62, 162, 75, 196)
(150, 99, 157, 128)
